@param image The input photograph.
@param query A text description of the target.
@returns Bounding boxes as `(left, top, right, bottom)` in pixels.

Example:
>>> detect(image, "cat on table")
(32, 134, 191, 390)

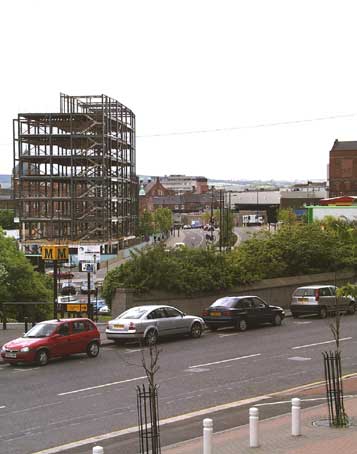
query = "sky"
(1, 0, 357, 181)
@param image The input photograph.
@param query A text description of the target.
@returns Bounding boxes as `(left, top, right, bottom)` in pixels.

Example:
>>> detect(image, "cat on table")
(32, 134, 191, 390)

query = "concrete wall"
(111, 270, 356, 317)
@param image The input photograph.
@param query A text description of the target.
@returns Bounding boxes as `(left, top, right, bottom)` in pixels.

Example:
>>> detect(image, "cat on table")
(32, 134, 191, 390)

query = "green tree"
(153, 208, 173, 234)
(277, 208, 297, 225)
(139, 210, 154, 237)
(0, 210, 16, 229)
(0, 230, 52, 321)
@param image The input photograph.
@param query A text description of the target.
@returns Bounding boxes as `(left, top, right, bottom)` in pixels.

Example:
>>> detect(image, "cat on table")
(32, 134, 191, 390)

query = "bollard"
(291, 398, 301, 436)
(203, 418, 213, 454)
(249, 407, 259, 448)
(92, 446, 104, 454)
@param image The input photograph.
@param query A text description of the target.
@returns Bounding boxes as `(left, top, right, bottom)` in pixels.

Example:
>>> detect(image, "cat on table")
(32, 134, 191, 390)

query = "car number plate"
(5, 352, 16, 358)
(298, 298, 308, 303)
(210, 312, 221, 316)
(114, 324, 124, 329)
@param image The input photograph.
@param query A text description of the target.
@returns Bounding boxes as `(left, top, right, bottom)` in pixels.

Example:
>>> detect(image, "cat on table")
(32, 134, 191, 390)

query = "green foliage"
(277, 208, 297, 225)
(0, 210, 16, 229)
(103, 221, 357, 303)
(0, 230, 52, 321)
(139, 210, 154, 237)
(153, 208, 173, 233)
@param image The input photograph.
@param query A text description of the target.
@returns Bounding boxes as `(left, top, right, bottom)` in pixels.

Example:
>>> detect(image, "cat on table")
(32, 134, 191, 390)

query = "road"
(1, 316, 357, 454)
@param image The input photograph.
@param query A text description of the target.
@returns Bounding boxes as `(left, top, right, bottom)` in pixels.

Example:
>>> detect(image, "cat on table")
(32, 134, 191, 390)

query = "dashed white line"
(58, 376, 146, 396)
(292, 337, 352, 350)
(189, 353, 261, 369)
(0, 406, 5, 410)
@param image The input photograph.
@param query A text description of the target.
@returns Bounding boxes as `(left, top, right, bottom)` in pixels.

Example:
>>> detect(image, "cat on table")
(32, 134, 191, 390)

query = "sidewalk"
(163, 378, 357, 454)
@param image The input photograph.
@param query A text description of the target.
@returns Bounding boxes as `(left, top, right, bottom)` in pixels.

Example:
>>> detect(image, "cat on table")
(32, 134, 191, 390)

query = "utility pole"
(53, 260, 58, 319)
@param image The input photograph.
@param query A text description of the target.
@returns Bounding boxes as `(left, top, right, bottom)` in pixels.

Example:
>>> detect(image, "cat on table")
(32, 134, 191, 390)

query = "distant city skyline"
(1, 1, 357, 181)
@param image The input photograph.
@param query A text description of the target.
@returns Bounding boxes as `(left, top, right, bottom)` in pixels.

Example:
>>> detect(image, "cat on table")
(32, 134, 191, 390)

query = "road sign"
(41, 245, 69, 261)
(81, 262, 97, 272)
(78, 245, 101, 262)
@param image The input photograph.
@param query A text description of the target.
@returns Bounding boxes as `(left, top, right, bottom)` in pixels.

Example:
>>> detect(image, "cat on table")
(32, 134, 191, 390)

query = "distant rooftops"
(331, 139, 357, 151)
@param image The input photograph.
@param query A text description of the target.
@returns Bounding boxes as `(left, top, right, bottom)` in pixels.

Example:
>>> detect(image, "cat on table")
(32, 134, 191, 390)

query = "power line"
(137, 112, 357, 138)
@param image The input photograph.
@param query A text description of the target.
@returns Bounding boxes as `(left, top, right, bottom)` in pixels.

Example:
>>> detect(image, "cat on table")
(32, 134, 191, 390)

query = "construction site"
(13, 93, 138, 255)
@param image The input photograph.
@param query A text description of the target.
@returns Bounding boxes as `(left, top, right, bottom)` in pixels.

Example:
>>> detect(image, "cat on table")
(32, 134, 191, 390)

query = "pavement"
(162, 375, 357, 454)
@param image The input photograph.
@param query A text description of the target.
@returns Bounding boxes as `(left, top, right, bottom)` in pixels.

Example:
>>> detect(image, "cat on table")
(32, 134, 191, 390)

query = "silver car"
(106, 305, 205, 344)
(290, 285, 356, 318)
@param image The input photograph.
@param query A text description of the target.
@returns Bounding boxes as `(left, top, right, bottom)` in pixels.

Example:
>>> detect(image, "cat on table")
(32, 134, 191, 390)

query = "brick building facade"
(329, 140, 357, 197)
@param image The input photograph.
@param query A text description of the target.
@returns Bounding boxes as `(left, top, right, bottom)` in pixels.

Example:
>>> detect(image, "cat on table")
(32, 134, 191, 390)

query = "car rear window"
(293, 288, 317, 297)
(210, 298, 239, 308)
(117, 307, 148, 319)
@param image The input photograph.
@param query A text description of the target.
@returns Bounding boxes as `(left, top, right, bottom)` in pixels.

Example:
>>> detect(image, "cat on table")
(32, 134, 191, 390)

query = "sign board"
(81, 262, 97, 273)
(67, 304, 88, 312)
(78, 245, 101, 262)
(41, 245, 69, 261)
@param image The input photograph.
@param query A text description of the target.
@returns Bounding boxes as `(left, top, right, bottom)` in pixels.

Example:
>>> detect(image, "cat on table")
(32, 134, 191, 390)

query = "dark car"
(202, 296, 285, 332)
(61, 282, 77, 296)
(1, 318, 100, 366)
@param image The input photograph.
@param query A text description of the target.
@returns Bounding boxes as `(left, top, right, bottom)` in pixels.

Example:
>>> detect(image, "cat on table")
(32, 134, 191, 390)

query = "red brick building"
(329, 140, 357, 197)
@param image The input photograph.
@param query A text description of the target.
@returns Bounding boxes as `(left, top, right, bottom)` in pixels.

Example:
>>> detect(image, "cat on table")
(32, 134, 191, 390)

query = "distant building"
(280, 181, 327, 210)
(160, 175, 209, 194)
(139, 177, 174, 213)
(329, 139, 357, 197)
(230, 190, 280, 224)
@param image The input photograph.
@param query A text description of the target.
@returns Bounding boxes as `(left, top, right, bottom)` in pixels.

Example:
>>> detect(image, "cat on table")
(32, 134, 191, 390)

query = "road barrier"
(291, 398, 301, 436)
(249, 407, 259, 448)
(92, 446, 104, 453)
(203, 418, 213, 454)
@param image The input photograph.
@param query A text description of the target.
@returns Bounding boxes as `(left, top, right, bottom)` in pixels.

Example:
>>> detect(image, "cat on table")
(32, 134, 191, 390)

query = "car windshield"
(24, 323, 57, 338)
(210, 298, 238, 308)
(117, 307, 148, 320)
(293, 288, 317, 297)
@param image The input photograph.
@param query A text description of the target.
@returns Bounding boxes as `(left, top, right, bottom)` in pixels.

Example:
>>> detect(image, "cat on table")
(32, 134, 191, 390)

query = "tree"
(0, 210, 16, 229)
(138, 210, 154, 237)
(153, 208, 173, 235)
(277, 208, 297, 225)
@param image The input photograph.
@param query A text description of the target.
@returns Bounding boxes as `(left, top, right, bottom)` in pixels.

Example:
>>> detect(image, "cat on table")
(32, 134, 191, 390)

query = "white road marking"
(189, 353, 261, 369)
(124, 349, 141, 353)
(13, 367, 40, 372)
(288, 356, 312, 361)
(0, 406, 5, 409)
(58, 376, 147, 396)
(292, 337, 352, 350)
(219, 333, 240, 338)
(32, 394, 271, 454)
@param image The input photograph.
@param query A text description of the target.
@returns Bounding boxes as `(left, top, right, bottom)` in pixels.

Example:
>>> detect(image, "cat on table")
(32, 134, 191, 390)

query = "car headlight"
(20, 347, 30, 353)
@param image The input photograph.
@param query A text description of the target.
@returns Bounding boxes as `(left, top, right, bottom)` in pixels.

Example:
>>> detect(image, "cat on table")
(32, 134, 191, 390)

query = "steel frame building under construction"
(13, 93, 138, 253)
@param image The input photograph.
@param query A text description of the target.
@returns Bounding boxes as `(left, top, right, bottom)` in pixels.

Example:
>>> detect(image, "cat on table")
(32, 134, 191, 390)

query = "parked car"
(183, 225, 191, 229)
(91, 298, 110, 315)
(174, 242, 186, 249)
(290, 285, 356, 319)
(80, 280, 96, 294)
(60, 282, 77, 296)
(202, 296, 285, 331)
(106, 305, 205, 345)
(0, 318, 100, 366)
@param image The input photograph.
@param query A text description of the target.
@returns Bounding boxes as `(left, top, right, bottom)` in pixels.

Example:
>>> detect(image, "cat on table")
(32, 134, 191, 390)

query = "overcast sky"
(1, 0, 357, 181)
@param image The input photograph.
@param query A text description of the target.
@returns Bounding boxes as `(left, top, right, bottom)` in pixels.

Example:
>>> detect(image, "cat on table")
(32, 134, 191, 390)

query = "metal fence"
(136, 384, 161, 454)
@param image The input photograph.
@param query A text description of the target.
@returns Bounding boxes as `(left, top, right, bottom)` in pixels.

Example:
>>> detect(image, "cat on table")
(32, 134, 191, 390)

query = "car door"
(164, 307, 187, 334)
(251, 297, 272, 324)
(69, 321, 90, 353)
(235, 298, 255, 324)
(147, 308, 171, 337)
(51, 322, 72, 357)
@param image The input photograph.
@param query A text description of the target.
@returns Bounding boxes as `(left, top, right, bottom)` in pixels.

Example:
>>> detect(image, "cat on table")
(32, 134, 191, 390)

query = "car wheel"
(347, 302, 356, 315)
(236, 319, 247, 332)
(272, 313, 282, 326)
(319, 307, 328, 319)
(36, 349, 49, 366)
(145, 329, 158, 346)
(87, 341, 100, 358)
(190, 322, 202, 338)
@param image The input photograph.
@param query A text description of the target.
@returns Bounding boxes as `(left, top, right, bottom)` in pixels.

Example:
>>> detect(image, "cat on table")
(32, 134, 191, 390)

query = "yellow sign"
(80, 304, 88, 312)
(67, 304, 81, 312)
(41, 245, 69, 261)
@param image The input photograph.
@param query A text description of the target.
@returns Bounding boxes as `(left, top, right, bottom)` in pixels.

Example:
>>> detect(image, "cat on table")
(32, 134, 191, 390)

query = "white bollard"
(249, 407, 259, 448)
(291, 398, 301, 436)
(92, 446, 104, 454)
(203, 418, 213, 454)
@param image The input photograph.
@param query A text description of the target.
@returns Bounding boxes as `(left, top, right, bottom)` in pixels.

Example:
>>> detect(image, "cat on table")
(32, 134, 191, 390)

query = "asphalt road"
(1, 315, 357, 454)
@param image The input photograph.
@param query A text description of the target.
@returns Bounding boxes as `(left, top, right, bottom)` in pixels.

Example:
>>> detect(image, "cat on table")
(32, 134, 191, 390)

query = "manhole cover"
(312, 417, 357, 428)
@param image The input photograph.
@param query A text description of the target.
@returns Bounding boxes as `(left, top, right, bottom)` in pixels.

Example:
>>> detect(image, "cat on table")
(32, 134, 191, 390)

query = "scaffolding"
(13, 94, 138, 250)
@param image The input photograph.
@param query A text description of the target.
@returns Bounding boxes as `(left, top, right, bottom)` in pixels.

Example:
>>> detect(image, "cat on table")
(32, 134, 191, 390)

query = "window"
(319, 287, 332, 297)
(58, 323, 70, 336)
(148, 308, 167, 319)
(211, 297, 239, 308)
(72, 321, 87, 333)
(252, 298, 266, 309)
(237, 299, 252, 309)
(165, 307, 182, 318)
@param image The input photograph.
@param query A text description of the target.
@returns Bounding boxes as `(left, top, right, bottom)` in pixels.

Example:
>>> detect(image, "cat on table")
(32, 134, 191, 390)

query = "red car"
(0, 318, 100, 366)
